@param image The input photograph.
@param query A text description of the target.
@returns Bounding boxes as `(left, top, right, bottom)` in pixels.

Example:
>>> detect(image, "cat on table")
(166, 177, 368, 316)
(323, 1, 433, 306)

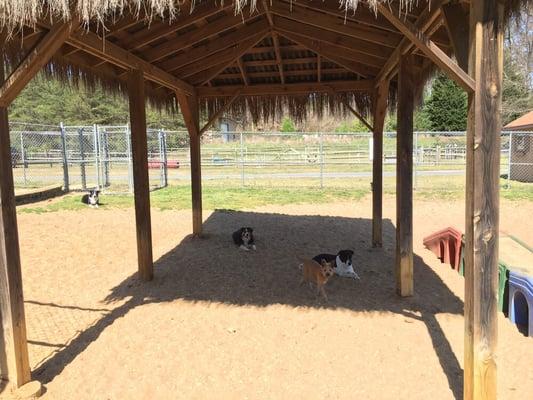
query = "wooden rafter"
(269, 1, 400, 48)
(199, 91, 241, 134)
(376, 1, 445, 85)
(377, 4, 475, 92)
(317, 54, 321, 82)
(0, 20, 81, 106)
(219, 68, 350, 80)
(144, 11, 262, 62)
(159, 19, 269, 72)
(278, 31, 380, 77)
(35, 22, 194, 95)
(261, 0, 284, 84)
(272, 33, 285, 84)
(237, 58, 249, 85)
(441, 2, 469, 71)
(198, 80, 374, 97)
(274, 16, 387, 66)
(189, 31, 270, 85)
(122, 2, 234, 50)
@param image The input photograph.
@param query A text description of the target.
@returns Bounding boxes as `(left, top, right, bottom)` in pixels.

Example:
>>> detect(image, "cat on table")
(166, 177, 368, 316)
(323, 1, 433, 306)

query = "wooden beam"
(59, 26, 194, 95)
(375, 1, 445, 84)
(377, 4, 475, 93)
(0, 51, 31, 389)
(396, 54, 414, 297)
(144, 11, 261, 62)
(0, 20, 80, 106)
(176, 92, 203, 236)
(272, 33, 285, 84)
(464, 1, 504, 399)
(198, 80, 374, 97)
(128, 69, 154, 282)
(159, 19, 270, 72)
(442, 2, 469, 71)
(317, 55, 321, 82)
(176, 30, 267, 78)
(270, 1, 400, 48)
(219, 67, 349, 80)
(199, 91, 241, 135)
(189, 31, 269, 85)
(279, 31, 380, 77)
(342, 100, 373, 131)
(122, 2, 233, 50)
(372, 80, 389, 248)
(274, 17, 388, 66)
(237, 58, 249, 85)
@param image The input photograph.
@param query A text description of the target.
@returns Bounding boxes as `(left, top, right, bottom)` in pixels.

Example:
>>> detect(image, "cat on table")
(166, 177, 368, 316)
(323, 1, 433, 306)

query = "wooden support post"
(372, 80, 389, 248)
(396, 55, 414, 297)
(128, 69, 153, 281)
(464, 1, 503, 399)
(0, 52, 31, 389)
(176, 92, 202, 236)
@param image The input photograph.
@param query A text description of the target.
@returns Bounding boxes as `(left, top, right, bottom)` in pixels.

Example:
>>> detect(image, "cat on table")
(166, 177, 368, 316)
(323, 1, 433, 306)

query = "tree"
(423, 73, 467, 131)
(280, 117, 296, 132)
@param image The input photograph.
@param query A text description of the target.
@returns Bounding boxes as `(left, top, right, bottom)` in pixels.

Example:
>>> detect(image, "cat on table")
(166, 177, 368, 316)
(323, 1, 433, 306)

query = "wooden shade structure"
(0, 0, 524, 398)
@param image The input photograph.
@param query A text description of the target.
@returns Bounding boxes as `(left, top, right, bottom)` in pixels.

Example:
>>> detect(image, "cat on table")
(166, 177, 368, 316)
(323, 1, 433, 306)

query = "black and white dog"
(312, 250, 359, 279)
(232, 227, 256, 251)
(81, 189, 100, 208)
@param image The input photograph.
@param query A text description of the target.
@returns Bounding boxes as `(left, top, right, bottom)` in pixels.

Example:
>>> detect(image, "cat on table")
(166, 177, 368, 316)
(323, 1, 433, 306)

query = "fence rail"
(8, 122, 533, 192)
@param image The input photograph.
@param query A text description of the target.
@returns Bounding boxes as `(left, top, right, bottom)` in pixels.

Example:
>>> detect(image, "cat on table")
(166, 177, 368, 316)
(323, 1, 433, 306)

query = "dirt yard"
(4, 195, 533, 399)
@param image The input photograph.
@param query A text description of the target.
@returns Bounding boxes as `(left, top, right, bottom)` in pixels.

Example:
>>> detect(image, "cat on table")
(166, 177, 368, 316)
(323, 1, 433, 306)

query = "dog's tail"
(296, 256, 308, 270)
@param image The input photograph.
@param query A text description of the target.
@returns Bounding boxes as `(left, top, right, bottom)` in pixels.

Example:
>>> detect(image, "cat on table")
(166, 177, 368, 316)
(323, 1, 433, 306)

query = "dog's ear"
(249, 227, 253, 232)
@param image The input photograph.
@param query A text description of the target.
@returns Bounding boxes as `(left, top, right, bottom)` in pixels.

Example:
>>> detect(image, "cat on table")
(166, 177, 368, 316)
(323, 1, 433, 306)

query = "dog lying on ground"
(298, 256, 335, 301)
(232, 227, 256, 251)
(81, 189, 100, 208)
(313, 250, 359, 279)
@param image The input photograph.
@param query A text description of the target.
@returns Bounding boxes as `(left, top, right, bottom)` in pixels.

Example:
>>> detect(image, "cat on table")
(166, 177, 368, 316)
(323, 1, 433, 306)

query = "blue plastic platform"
(502, 235, 533, 337)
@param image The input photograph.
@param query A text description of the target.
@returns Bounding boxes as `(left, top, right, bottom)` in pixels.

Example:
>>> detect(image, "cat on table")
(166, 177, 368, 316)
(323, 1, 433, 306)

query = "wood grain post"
(128, 69, 154, 281)
(372, 80, 389, 248)
(464, 2, 503, 399)
(395, 54, 414, 297)
(0, 53, 31, 389)
(176, 92, 202, 236)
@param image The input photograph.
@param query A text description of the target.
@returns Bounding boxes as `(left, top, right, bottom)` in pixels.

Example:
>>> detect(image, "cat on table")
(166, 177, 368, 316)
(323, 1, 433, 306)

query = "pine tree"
(424, 73, 467, 131)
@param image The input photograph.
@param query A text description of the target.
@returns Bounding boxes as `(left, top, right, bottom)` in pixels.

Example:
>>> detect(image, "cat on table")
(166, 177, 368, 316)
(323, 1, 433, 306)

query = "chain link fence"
(9, 123, 533, 193)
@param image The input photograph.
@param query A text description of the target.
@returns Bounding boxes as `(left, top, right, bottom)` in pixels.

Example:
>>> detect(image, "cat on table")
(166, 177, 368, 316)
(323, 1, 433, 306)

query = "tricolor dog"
(81, 189, 100, 208)
(232, 227, 256, 251)
(313, 250, 359, 279)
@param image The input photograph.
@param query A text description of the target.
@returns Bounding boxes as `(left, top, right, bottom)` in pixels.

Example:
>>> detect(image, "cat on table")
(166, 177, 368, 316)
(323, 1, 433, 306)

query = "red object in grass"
(148, 160, 179, 169)
(423, 227, 463, 271)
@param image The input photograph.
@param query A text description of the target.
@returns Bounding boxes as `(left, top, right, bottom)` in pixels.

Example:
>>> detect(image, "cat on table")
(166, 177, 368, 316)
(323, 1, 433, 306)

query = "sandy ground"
(2, 195, 532, 399)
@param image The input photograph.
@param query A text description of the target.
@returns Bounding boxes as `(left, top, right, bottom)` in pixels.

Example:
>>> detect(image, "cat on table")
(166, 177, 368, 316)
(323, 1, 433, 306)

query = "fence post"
(413, 131, 418, 190)
(78, 128, 87, 189)
(93, 124, 100, 190)
(158, 129, 165, 188)
(20, 132, 27, 186)
(162, 130, 168, 187)
(126, 124, 133, 193)
(103, 129, 110, 187)
(507, 131, 512, 188)
(60, 122, 69, 191)
(319, 132, 324, 189)
(240, 132, 245, 187)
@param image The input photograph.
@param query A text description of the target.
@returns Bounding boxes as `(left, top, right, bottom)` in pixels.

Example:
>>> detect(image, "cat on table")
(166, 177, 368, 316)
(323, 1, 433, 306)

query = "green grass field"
(18, 177, 532, 214)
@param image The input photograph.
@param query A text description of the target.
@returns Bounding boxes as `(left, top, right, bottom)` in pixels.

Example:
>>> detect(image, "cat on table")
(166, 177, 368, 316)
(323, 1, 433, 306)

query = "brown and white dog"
(298, 257, 335, 301)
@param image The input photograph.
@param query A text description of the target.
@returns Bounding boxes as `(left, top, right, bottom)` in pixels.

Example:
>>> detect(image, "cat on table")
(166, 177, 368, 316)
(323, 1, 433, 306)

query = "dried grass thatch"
(1, 0, 530, 124)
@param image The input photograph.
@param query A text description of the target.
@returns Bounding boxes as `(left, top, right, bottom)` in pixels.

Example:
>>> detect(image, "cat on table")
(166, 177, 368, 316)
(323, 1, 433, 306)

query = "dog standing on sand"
(298, 257, 335, 301)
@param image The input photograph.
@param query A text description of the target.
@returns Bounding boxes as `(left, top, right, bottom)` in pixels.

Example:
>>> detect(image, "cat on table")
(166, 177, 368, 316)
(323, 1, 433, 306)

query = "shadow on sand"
(27, 209, 464, 399)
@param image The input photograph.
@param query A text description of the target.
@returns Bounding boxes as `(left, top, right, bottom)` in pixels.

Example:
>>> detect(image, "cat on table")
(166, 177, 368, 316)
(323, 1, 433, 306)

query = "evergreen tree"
(423, 73, 467, 131)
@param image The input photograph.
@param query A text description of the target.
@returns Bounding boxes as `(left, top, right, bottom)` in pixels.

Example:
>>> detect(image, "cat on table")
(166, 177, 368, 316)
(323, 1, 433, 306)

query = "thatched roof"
(0, 1, 530, 124)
